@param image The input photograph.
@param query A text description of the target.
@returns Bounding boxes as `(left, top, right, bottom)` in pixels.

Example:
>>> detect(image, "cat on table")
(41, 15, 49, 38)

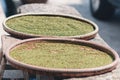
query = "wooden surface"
(0, 4, 120, 80)
(17, 4, 81, 16)
(1, 35, 120, 80)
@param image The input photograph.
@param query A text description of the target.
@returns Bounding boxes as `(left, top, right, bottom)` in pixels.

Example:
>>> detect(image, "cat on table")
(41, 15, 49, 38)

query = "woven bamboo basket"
(3, 13, 99, 40)
(5, 38, 119, 77)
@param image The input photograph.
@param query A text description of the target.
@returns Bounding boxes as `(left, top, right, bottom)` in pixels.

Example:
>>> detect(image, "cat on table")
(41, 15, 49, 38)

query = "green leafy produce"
(6, 15, 94, 36)
(10, 41, 113, 69)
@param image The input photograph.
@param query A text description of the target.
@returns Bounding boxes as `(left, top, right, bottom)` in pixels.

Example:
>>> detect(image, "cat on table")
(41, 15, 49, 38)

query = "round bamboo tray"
(5, 38, 119, 77)
(3, 13, 98, 40)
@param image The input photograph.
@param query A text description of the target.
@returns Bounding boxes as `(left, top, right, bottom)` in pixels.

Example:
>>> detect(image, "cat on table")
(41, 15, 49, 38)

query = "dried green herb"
(6, 15, 94, 36)
(10, 41, 113, 69)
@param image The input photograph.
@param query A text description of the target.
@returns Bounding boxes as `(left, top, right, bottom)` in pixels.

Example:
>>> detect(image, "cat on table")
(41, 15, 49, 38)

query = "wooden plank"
(1, 35, 23, 79)
(17, 4, 81, 16)
(0, 57, 6, 79)
(23, 72, 29, 80)
(1, 35, 22, 55)
(0, 49, 2, 64)
(36, 75, 55, 80)
(90, 34, 110, 47)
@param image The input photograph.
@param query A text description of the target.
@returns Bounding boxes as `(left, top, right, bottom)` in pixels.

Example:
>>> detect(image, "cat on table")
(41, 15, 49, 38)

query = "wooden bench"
(0, 4, 120, 80)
